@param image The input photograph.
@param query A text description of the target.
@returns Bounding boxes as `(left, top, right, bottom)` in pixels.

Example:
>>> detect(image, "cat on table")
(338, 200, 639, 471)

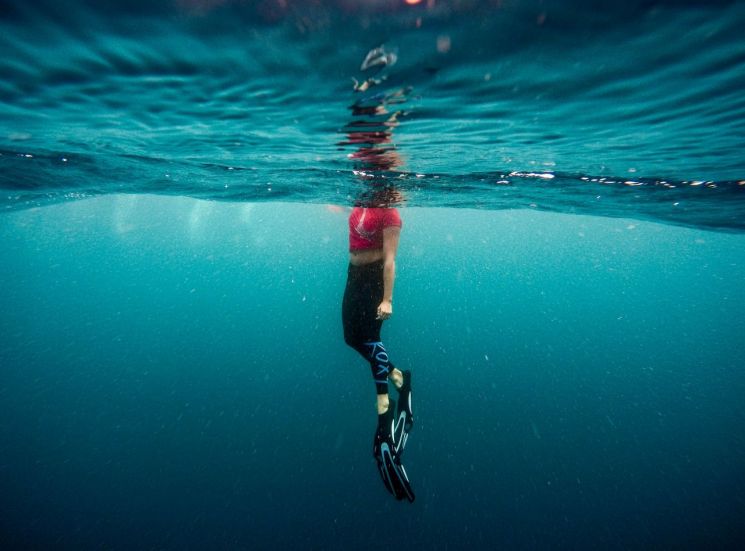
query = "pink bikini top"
(348, 207, 402, 251)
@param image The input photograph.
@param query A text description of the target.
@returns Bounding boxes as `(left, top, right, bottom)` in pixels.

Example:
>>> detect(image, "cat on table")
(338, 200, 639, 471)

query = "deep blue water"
(1, 1, 745, 549)
(2, 198, 745, 549)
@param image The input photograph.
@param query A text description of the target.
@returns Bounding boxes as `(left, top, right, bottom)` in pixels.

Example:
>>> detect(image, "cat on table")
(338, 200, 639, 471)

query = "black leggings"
(342, 260, 395, 395)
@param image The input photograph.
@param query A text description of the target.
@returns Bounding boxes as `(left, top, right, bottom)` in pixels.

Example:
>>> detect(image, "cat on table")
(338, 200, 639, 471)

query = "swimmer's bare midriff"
(349, 248, 384, 266)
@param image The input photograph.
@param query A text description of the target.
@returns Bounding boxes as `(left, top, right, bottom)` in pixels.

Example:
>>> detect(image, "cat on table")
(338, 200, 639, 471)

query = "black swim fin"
(373, 399, 415, 503)
(395, 370, 414, 455)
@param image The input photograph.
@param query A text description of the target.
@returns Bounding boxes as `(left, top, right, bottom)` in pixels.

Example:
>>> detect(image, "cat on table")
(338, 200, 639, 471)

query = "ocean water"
(1, 0, 744, 549)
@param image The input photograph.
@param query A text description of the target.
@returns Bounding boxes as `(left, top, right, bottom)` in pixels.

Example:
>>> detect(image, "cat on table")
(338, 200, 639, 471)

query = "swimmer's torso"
(348, 207, 402, 265)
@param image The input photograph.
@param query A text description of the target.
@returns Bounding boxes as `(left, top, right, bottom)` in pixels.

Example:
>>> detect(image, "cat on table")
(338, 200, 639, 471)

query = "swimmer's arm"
(378, 226, 400, 317)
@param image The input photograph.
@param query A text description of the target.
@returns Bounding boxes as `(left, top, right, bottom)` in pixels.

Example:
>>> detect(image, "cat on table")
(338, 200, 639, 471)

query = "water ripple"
(0, 0, 743, 229)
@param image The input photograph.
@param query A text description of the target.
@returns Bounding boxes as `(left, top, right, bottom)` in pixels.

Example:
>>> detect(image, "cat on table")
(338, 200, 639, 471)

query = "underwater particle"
(537, 12, 546, 25)
(437, 34, 451, 54)
(62, 158, 68, 162)
(484, 354, 489, 361)
(531, 422, 541, 439)
(405, 0, 422, 4)
(484, 73, 492, 81)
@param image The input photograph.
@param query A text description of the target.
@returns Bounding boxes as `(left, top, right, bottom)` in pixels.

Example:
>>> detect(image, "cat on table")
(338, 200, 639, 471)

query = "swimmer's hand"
(376, 300, 393, 320)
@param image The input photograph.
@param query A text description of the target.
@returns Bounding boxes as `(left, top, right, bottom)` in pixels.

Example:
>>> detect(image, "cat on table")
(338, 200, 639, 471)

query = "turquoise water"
(2, 0, 744, 229)
(1, 1, 745, 549)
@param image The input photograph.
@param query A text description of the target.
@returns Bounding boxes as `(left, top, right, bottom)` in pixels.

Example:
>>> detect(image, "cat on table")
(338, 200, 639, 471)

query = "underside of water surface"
(1, 0, 743, 229)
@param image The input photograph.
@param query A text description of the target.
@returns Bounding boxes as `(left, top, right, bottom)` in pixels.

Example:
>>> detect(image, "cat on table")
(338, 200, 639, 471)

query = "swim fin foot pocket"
(373, 398, 415, 503)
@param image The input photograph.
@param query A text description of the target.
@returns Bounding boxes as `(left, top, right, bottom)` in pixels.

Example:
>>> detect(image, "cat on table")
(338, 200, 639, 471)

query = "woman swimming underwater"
(342, 197, 415, 502)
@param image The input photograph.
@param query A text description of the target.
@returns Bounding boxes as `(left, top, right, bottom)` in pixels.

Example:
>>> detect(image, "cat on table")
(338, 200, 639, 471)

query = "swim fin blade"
(374, 399, 415, 503)
(395, 370, 413, 455)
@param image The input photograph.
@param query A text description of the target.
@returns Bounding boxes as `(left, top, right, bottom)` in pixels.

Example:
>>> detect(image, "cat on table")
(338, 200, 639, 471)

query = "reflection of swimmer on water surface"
(352, 44, 398, 91)
(341, 89, 410, 174)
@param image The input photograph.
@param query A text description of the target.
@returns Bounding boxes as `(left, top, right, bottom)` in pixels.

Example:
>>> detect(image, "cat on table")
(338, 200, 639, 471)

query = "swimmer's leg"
(360, 341, 391, 413)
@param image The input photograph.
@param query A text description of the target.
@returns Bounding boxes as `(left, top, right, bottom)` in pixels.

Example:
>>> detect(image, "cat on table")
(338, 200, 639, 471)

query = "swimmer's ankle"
(390, 368, 403, 390)
(377, 394, 390, 415)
